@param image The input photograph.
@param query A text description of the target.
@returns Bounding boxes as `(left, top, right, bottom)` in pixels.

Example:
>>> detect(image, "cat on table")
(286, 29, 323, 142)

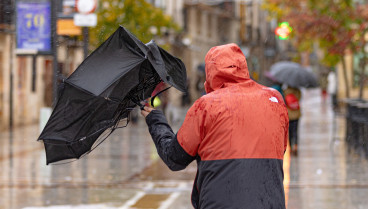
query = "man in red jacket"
(141, 43, 288, 209)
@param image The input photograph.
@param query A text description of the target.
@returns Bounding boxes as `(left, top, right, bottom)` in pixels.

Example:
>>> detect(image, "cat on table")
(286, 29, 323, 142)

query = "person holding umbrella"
(141, 43, 288, 208)
(37, 26, 188, 165)
(269, 61, 318, 156)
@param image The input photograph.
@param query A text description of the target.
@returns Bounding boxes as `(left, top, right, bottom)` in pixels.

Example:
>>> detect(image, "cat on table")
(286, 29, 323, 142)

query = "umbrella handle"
(134, 99, 146, 110)
(127, 85, 171, 110)
(127, 93, 146, 110)
(139, 102, 146, 110)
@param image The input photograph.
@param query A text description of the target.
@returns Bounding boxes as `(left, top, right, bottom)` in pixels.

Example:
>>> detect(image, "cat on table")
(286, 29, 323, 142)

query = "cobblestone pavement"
(0, 89, 367, 209)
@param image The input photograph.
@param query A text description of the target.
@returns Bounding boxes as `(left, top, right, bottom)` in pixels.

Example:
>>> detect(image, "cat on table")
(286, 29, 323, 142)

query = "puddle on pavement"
(130, 194, 170, 209)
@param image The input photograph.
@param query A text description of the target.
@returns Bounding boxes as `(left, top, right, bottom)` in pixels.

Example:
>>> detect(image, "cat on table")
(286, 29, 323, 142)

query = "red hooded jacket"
(145, 43, 288, 209)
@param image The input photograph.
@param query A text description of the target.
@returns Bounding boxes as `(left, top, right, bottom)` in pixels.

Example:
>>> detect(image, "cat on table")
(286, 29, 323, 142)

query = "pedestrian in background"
(327, 68, 338, 111)
(271, 82, 285, 99)
(284, 86, 302, 155)
(264, 71, 285, 100)
(195, 63, 206, 97)
(141, 43, 288, 208)
(319, 71, 328, 104)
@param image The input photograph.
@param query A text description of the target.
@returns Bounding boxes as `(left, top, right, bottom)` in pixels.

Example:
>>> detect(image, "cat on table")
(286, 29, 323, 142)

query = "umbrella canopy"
(269, 61, 318, 88)
(38, 26, 187, 164)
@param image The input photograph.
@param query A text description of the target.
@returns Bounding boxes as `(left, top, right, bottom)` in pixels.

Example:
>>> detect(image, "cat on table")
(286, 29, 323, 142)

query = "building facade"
(0, 0, 84, 130)
(156, 0, 241, 103)
(157, 0, 279, 103)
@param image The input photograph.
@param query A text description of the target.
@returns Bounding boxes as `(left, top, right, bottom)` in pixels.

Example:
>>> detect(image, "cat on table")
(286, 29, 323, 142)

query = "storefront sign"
(16, 1, 51, 54)
(57, 19, 81, 35)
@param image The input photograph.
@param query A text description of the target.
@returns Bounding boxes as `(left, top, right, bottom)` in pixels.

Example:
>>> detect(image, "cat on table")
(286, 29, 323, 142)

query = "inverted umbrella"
(38, 26, 187, 165)
(269, 61, 318, 88)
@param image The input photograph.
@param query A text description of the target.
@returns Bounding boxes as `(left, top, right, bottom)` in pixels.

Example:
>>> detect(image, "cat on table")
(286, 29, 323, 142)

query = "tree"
(288, 1, 354, 98)
(264, 0, 368, 98)
(90, 0, 179, 49)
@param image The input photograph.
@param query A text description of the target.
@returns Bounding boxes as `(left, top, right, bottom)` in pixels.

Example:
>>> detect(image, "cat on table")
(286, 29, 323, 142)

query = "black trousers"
(289, 119, 299, 147)
(331, 94, 338, 110)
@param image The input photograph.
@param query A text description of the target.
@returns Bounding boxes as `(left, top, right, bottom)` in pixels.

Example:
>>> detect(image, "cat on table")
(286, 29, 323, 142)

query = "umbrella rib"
(41, 119, 114, 145)
(64, 80, 97, 96)
(51, 127, 116, 165)
(45, 72, 161, 145)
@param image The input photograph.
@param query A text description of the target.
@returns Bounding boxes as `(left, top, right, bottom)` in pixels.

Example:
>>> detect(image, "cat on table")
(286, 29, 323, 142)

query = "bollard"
(344, 99, 363, 150)
(354, 102, 367, 154)
(357, 103, 368, 157)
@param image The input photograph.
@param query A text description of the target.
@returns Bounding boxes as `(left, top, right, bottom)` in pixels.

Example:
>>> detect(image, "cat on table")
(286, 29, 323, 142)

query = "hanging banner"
(16, 1, 52, 54)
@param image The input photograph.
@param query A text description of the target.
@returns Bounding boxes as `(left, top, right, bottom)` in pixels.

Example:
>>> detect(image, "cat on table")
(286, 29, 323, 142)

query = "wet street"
(1, 88, 368, 209)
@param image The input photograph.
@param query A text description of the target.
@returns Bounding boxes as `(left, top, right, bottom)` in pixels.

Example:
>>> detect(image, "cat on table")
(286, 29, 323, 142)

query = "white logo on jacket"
(269, 97, 279, 103)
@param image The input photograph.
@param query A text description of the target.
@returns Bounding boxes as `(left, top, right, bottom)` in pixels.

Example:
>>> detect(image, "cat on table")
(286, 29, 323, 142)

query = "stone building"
(153, 0, 241, 106)
(0, 0, 84, 130)
(154, 0, 279, 101)
(239, 0, 278, 83)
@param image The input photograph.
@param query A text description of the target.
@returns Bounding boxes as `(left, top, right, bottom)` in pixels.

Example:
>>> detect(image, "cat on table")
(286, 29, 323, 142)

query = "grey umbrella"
(269, 61, 318, 88)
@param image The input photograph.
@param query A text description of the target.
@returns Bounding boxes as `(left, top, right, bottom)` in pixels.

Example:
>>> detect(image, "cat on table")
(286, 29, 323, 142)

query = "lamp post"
(51, 0, 59, 106)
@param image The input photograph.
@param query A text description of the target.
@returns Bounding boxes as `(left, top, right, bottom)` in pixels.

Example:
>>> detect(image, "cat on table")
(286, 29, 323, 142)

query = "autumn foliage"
(264, 0, 368, 97)
(264, 0, 368, 66)
(90, 0, 179, 49)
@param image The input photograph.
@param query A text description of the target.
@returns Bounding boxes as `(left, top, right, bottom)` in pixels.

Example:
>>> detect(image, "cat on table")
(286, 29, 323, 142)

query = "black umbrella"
(38, 26, 187, 165)
(269, 61, 318, 88)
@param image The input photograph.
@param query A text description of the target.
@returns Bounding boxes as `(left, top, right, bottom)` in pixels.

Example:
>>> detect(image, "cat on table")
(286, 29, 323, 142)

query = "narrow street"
(0, 88, 368, 209)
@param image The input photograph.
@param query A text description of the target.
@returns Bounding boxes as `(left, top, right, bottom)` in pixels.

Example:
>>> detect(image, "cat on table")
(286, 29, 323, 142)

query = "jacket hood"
(204, 43, 250, 93)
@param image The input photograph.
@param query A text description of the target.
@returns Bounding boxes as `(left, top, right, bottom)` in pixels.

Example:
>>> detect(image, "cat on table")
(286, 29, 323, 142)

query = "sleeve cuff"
(145, 110, 167, 125)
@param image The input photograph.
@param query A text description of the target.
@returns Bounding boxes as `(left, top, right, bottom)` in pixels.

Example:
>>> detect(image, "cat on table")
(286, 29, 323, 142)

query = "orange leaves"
(264, 0, 368, 61)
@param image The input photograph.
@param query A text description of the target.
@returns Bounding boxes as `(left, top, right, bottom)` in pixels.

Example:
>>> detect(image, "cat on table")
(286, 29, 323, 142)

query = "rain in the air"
(0, 0, 368, 209)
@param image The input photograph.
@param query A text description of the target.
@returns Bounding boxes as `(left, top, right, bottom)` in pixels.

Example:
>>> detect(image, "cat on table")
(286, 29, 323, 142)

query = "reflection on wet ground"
(0, 89, 368, 209)
(286, 89, 368, 209)
(0, 114, 157, 209)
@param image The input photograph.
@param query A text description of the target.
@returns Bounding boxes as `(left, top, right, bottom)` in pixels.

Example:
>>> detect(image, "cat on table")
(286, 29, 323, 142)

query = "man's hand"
(141, 106, 155, 118)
